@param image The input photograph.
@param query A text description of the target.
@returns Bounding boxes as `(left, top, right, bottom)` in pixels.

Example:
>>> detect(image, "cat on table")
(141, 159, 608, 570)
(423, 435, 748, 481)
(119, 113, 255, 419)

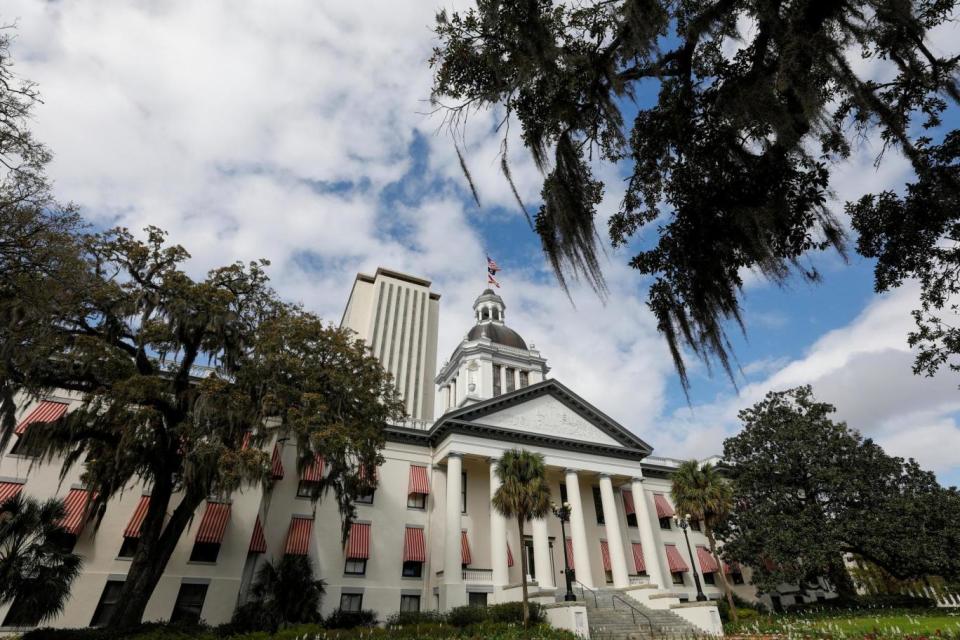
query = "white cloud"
(6, 1, 958, 487)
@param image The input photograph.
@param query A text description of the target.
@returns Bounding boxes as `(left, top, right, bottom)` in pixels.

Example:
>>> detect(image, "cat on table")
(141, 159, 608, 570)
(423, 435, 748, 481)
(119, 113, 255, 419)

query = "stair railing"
(571, 580, 598, 608)
(611, 593, 658, 637)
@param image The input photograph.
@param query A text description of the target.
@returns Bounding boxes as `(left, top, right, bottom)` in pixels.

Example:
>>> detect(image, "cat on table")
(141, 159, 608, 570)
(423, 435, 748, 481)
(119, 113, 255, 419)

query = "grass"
(725, 607, 960, 638)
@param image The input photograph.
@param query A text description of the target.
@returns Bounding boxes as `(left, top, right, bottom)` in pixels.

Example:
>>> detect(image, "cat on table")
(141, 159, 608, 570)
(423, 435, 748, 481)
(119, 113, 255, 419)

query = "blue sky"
(6, 0, 959, 486)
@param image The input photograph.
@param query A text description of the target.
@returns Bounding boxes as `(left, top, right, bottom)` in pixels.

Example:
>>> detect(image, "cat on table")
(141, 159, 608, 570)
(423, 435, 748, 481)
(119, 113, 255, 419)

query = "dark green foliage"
(445, 605, 490, 628)
(850, 131, 960, 379)
(716, 592, 761, 623)
(486, 601, 545, 624)
(719, 386, 960, 596)
(323, 609, 377, 629)
(225, 601, 282, 635)
(245, 555, 326, 629)
(384, 610, 446, 627)
(0, 494, 83, 625)
(431, 0, 959, 390)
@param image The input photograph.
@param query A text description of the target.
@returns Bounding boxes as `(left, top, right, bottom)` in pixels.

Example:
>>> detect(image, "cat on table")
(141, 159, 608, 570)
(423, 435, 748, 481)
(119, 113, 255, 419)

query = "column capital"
(563, 467, 580, 476)
(448, 451, 463, 460)
(598, 472, 612, 480)
(631, 475, 645, 484)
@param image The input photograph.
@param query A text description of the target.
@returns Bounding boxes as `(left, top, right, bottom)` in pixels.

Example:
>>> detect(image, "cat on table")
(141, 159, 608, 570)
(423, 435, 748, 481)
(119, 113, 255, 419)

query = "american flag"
(487, 256, 500, 273)
(488, 273, 501, 288)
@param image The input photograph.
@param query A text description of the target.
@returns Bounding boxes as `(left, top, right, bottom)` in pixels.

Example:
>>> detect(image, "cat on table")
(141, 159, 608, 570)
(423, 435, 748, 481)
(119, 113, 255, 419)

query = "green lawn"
(726, 609, 960, 638)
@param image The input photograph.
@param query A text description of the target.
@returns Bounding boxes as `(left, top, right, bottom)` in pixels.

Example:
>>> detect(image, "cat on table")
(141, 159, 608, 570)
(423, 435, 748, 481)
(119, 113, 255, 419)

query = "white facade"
(341, 267, 440, 421)
(0, 276, 827, 632)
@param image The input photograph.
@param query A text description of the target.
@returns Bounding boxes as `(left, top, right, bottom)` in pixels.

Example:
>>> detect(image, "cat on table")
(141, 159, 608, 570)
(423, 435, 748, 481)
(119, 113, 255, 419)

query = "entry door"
(524, 538, 536, 581)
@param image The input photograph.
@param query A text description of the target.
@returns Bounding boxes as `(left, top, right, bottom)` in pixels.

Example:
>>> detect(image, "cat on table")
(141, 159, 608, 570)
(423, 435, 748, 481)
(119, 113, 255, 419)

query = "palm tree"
(492, 449, 552, 627)
(0, 494, 83, 626)
(250, 555, 326, 627)
(671, 460, 738, 621)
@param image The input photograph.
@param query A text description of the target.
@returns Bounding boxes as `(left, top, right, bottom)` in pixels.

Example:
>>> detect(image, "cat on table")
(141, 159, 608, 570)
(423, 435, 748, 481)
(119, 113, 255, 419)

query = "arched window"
(482, 308, 490, 320)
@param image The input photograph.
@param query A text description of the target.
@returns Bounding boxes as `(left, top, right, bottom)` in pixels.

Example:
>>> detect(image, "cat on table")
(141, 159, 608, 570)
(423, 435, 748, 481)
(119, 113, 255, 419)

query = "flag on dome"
(487, 256, 500, 273)
(488, 273, 501, 288)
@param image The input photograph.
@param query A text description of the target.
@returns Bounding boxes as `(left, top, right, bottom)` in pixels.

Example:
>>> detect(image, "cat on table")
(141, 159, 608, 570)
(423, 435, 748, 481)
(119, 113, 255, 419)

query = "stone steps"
(575, 588, 703, 640)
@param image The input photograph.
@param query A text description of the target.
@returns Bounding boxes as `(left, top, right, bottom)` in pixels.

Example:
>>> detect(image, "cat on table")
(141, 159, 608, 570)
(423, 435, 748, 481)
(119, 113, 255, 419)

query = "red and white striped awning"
(622, 490, 636, 515)
(358, 464, 378, 483)
(665, 544, 689, 572)
(696, 546, 719, 573)
(600, 540, 612, 571)
(59, 488, 95, 535)
(408, 465, 430, 494)
(0, 481, 24, 507)
(271, 444, 284, 479)
(346, 522, 370, 559)
(15, 400, 68, 436)
(460, 530, 472, 565)
(632, 542, 646, 573)
(250, 516, 267, 554)
(507, 542, 514, 567)
(724, 561, 741, 574)
(196, 502, 231, 544)
(285, 516, 313, 555)
(403, 527, 426, 562)
(654, 494, 675, 518)
(301, 454, 324, 482)
(565, 538, 575, 570)
(241, 431, 252, 450)
(124, 495, 151, 539)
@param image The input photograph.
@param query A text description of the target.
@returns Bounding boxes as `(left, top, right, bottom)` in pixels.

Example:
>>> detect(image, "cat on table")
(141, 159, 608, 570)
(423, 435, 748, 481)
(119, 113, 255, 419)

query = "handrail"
(571, 580, 597, 608)
(572, 580, 660, 637)
(611, 593, 658, 637)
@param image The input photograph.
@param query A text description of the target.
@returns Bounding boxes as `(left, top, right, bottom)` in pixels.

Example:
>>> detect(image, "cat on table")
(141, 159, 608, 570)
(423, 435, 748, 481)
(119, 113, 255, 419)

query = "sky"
(4, 1, 959, 487)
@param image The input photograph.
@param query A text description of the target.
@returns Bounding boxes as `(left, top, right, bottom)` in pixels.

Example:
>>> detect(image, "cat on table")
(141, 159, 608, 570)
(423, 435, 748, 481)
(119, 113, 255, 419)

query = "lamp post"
(552, 501, 576, 601)
(674, 513, 707, 602)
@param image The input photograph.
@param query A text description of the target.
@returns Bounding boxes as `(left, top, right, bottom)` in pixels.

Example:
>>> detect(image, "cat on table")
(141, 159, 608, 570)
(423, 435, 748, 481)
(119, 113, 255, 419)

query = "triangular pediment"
(436, 379, 652, 454)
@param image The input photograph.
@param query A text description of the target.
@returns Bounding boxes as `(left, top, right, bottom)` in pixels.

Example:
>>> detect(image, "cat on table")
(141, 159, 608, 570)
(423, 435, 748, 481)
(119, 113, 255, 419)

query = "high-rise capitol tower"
(340, 268, 440, 421)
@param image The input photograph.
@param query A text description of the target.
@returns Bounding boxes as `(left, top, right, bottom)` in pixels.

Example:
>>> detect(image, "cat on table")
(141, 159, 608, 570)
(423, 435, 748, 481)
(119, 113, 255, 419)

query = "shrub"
(487, 601, 545, 624)
(222, 601, 282, 634)
(716, 592, 761, 622)
(323, 608, 377, 629)
(384, 610, 446, 627)
(445, 605, 489, 628)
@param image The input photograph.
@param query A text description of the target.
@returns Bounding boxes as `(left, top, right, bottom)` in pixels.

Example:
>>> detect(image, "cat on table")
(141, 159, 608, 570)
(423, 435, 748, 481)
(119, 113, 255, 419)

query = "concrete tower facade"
(341, 268, 440, 422)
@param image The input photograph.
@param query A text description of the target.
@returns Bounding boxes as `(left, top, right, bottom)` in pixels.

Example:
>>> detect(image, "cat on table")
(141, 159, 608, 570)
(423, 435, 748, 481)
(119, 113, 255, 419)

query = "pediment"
(437, 379, 652, 454)
(472, 394, 622, 446)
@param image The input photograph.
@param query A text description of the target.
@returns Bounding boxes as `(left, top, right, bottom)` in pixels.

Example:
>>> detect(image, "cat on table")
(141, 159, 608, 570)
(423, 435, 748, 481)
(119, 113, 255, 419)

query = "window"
(297, 479, 320, 498)
(3, 597, 41, 627)
(9, 435, 41, 457)
(592, 487, 605, 524)
(468, 592, 488, 607)
(659, 517, 672, 530)
(344, 558, 367, 575)
(340, 593, 363, 612)
(703, 572, 716, 585)
(626, 513, 638, 527)
(731, 571, 745, 585)
(690, 519, 702, 532)
(189, 541, 221, 563)
(90, 580, 125, 627)
(118, 536, 139, 558)
(407, 493, 426, 509)
(493, 365, 502, 396)
(605, 570, 613, 584)
(402, 561, 423, 577)
(170, 583, 208, 624)
(461, 471, 467, 514)
(559, 483, 568, 504)
(400, 595, 420, 612)
(356, 490, 374, 504)
(519, 371, 529, 388)
(506, 368, 516, 392)
(671, 572, 685, 585)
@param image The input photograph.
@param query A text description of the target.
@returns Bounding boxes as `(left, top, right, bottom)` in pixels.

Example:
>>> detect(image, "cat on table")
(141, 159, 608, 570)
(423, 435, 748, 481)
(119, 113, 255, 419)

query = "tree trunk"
(108, 482, 204, 628)
(517, 515, 530, 628)
(827, 557, 857, 602)
(706, 528, 737, 622)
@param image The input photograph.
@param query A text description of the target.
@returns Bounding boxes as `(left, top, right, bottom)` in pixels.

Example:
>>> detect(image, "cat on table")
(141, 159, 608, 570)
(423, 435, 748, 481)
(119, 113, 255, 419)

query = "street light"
(551, 501, 576, 601)
(674, 513, 707, 602)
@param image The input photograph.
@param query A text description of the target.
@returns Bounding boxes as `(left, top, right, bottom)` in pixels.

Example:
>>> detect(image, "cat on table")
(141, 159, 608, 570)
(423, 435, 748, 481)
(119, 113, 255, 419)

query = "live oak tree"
(430, 0, 960, 389)
(718, 386, 960, 599)
(0, 224, 404, 628)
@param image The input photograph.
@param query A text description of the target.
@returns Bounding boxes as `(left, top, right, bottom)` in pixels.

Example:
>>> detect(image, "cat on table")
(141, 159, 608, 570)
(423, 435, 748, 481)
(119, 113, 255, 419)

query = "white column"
(532, 517, 555, 589)
(445, 454, 464, 584)
(631, 475, 668, 589)
(489, 458, 510, 589)
(564, 468, 595, 588)
(599, 474, 630, 588)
